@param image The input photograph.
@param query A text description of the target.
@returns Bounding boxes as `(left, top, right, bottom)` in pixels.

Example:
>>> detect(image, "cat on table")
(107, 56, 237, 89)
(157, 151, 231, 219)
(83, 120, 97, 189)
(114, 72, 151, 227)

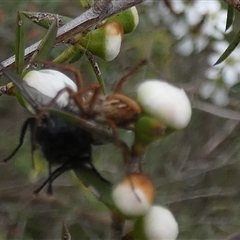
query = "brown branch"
(1, 0, 146, 70)
(223, 0, 240, 11)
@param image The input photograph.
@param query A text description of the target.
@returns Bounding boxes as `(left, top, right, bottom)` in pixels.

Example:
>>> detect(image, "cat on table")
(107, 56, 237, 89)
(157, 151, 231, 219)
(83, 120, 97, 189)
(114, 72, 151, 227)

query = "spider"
(0, 63, 109, 195)
(37, 59, 146, 161)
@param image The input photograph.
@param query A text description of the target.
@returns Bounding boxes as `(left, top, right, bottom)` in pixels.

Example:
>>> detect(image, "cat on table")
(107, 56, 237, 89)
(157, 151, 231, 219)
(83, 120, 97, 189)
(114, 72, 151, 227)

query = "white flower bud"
(143, 205, 179, 240)
(112, 173, 155, 217)
(130, 6, 139, 32)
(80, 22, 123, 61)
(103, 22, 123, 61)
(106, 6, 139, 34)
(137, 80, 192, 129)
(23, 69, 77, 108)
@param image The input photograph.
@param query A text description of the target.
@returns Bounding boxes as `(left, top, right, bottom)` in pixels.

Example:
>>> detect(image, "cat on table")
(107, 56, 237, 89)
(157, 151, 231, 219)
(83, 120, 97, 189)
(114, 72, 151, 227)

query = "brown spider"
(36, 59, 146, 163)
(39, 60, 146, 131)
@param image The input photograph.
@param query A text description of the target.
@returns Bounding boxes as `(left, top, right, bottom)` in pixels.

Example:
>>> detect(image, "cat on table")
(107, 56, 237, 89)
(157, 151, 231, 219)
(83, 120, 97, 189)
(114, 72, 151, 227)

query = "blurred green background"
(1, 0, 240, 239)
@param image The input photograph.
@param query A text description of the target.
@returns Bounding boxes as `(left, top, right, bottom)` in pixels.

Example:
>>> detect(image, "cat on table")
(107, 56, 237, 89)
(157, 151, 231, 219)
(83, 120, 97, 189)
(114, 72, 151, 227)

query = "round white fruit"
(137, 80, 192, 129)
(103, 22, 123, 61)
(112, 174, 155, 217)
(143, 205, 179, 240)
(23, 69, 77, 108)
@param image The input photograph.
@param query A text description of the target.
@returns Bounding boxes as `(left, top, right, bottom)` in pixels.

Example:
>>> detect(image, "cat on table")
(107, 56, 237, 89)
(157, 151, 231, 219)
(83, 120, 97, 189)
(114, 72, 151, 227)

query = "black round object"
(36, 115, 92, 166)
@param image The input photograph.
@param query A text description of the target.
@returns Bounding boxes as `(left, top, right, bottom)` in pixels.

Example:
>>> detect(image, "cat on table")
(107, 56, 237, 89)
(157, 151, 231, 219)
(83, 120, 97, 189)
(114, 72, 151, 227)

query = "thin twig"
(1, 0, 146, 70)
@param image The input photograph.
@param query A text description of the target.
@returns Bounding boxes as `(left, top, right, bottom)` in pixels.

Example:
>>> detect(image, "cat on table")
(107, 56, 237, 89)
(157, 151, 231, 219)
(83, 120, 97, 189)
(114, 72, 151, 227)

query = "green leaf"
(21, 11, 72, 29)
(73, 166, 113, 208)
(46, 108, 114, 143)
(15, 11, 26, 75)
(69, 44, 85, 63)
(53, 43, 84, 64)
(13, 12, 28, 108)
(215, 29, 240, 65)
(29, 18, 58, 66)
(46, 108, 89, 125)
(226, 5, 234, 31)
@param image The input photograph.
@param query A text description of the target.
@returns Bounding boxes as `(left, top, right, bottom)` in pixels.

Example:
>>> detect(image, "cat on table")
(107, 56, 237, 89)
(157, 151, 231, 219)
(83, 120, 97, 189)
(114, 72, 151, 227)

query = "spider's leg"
(106, 119, 131, 164)
(33, 162, 71, 195)
(47, 163, 53, 195)
(33, 60, 88, 115)
(114, 59, 147, 93)
(30, 117, 38, 169)
(2, 117, 36, 163)
(34, 60, 84, 90)
(37, 87, 82, 121)
(82, 84, 101, 115)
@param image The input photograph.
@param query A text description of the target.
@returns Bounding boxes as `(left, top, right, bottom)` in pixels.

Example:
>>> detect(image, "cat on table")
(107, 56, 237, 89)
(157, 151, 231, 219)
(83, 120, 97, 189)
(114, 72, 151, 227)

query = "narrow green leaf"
(226, 5, 234, 31)
(21, 11, 72, 29)
(46, 108, 114, 142)
(53, 43, 84, 64)
(69, 44, 85, 63)
(14, 11, 27, 106)
(73, 166, 114, 208)
(46, 108, 88, 125)
(15, 11, 26, 75)
(29, 18, 58, 65)
(214, 29, 240, 65)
